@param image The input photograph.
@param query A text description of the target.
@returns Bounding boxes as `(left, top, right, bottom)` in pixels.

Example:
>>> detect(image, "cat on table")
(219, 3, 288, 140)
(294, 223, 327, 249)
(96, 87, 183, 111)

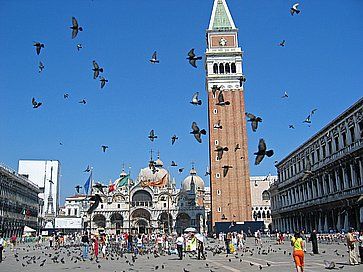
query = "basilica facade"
(64, 156, 208, 235)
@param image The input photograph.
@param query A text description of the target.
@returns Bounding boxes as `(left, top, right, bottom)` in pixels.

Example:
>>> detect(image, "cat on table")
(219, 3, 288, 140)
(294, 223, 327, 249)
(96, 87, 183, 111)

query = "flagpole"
(89, 169, 93, 237)
(128, 167, 131, 235)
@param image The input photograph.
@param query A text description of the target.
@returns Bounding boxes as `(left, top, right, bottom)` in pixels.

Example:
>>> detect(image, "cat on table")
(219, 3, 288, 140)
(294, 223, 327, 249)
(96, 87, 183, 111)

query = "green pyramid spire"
(209, 0, 236, 31)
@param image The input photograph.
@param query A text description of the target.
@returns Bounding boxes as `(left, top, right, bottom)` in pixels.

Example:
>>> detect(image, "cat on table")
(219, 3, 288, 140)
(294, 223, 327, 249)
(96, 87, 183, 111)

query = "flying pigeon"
(205, 167, 210, 176)
(38, 61, 44, 73)
(190, 121, 206, 143)
(93, 183, 107, 195)
(178, 168, 184, 173)
(75, 185, 82, 194)
(311, 109, 317, 115)
(171, 161, 177, 167)
(234, 143, 241, 152)
(171, 134, 178, 145)
(281, 91, 288, 98)
(77, 44, 83, 51)
(245, 112, 262, 132)
(70, 17, 83, 39)
(279, 40, 286, 47)
(239, 75, 246, 86)
(216, 91, 230, 106)
(84, 165, 91, 172)
(303, 115, 311, 124)
(150, 51, 159, 64)
(254, 139, 274, 165)
(148, 130, 157, 141)
(101, 145, 108, 152)
(33, 42, 44, 55)
(79, 99, 86, 104)
(290, 3, 301, 16)
(213, 120, 222, 129)
(32, 97, 42, 108)
(63, 93, 69, 99)
(222, 165, 233, 177)
(87, 194, 102, 214)
(289, 124, 295, 129)
(211, 85, 221, 96)
(99, 76, 108, 88)
(187, 48, 202, 68)
(215, 145, 229, 160)
(92, 61, 104, 79)
(190, 92, 202, 105)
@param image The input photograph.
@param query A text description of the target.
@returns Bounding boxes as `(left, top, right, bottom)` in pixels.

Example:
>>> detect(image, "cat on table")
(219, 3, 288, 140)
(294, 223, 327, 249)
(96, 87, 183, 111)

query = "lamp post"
(128, 167, 131, 235)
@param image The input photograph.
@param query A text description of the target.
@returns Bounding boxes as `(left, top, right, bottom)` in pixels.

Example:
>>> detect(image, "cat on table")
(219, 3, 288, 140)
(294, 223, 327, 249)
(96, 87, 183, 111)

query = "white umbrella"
(195, 233, 205, 242)
(184, 227, 197, 233)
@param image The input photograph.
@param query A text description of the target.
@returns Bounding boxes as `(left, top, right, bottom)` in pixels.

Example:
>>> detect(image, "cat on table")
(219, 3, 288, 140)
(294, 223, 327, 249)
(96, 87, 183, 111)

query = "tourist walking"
(81, 232, 90, 260)
(197, 237, 206, 260)
(10, 234, 17, 252)
(309, 229, 319, 254)
(0, 233, 4, 263)
(346, 228, 359, 265)
(93, 237, 99, 260)
(176, 233, 184, 260)
(291, 231, 305, 272)
(358, 230, 363, 264)
(225, 232, 231, 254)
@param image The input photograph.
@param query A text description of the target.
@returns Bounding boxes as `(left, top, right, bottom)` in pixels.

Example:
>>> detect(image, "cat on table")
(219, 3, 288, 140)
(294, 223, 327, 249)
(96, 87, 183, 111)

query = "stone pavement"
(0, 238, 362, 272)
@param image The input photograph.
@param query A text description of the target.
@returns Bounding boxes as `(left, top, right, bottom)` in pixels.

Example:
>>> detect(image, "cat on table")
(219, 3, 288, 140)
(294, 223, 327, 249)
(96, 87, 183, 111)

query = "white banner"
(55, 218, 83, 229)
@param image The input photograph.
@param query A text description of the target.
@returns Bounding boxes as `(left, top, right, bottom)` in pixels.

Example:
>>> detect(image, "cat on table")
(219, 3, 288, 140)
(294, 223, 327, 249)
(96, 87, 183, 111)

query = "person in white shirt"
(0, 233, 4, 263)
(176, 233, 184, 260)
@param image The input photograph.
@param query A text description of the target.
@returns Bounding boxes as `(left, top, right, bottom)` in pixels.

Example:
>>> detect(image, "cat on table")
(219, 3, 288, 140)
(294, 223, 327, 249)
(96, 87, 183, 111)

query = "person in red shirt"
(93, 237, 99, 261)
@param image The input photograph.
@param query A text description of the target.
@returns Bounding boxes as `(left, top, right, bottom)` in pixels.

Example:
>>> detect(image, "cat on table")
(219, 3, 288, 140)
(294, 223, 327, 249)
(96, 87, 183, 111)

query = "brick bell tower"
(206, 0, 252, 228)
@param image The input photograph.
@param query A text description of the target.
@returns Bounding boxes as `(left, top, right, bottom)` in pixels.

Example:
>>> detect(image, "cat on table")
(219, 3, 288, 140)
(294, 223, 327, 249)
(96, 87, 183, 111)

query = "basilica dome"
(182, 168, 205, 191)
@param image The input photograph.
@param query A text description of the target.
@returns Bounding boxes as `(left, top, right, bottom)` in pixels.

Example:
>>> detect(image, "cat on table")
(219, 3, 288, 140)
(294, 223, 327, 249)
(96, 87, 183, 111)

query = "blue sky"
(0, 0, 362, 204)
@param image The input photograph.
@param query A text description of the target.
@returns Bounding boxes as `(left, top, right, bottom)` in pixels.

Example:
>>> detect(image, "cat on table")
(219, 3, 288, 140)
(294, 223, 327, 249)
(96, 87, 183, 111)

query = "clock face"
(219, 37, 227, 46)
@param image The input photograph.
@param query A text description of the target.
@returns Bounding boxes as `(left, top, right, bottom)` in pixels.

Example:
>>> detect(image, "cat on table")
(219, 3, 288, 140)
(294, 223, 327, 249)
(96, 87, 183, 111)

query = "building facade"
(206, 0, 252, 228)
(18, 160, 61, 228)
(250, 175, 276, 230)
(0, 163, 40, 237)
(61, 157, 208, 235)
(270, 98, 363, 233)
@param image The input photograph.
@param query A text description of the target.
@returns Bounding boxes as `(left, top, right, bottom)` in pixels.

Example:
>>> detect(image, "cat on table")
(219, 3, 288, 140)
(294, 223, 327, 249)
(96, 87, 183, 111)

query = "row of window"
(213, 63, 237, 74)
(279, 121, 362, 182)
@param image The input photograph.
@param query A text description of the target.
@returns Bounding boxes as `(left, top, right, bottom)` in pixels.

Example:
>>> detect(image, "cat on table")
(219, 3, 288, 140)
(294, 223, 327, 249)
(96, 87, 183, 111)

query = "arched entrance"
(132, 190, 152, 207)
(93, 214, 106, 228)
(158, 212, 173, 233)
(175, 213, 191, 233)
(132, 208, 151, 234)
(110, 213, 123, 234)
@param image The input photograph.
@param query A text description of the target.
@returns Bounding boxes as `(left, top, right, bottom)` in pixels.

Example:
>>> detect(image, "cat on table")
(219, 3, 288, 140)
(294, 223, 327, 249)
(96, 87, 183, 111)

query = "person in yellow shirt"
(291, 231, 305, 272)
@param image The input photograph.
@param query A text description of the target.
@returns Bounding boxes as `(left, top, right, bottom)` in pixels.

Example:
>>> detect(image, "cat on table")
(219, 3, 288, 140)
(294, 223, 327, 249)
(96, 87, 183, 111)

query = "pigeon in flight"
(323, 260, 336, 270)
(222, 165, 233, 177)
(205, 167, 210, 176)
(171, 134, 178, 145)
(84, 165, 91, 172)
(216, 91, 230, 106)
(38, 61, 45, 73)
(211, 85, 221, 96)
(289, 124, 295, 129)
(99, 76, 108, 88)
(171, 161, 177, 167)
(87, 194, 102, 214)
(234, 143, 241, 152)
(279, 40, 286, 47)
(79, 99, 86, 104)
(290, 3, 301, 16)
(311, 109, 317, 115)
(190, 92, 202, 105)
(150, 51, 159, 64)
(75, 185, 82, 194)
(281, 91, 288, 98)
(63, 93, 69, 99)
(70, 17, 83, 39)
(101, 145, 109, 152)
(33, 42, 44, 55)
(239, 75, 246, 86)
(32, 97, 42, 108)
(215, 145, 229, 160)
(303, 115, 311, 124)
(178, 168, 184, 173)
(93, 183, 107, 195)
(213, 120, 222, 129)
(245, 112, 262, 132)
(254, 139, 274, 165)
(148, 130, 157, 141)
(190, 122, 206, 143)
(92, 61, 104, 79)
(187, 48, 202, 68)
(77, 44, 83, 51)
